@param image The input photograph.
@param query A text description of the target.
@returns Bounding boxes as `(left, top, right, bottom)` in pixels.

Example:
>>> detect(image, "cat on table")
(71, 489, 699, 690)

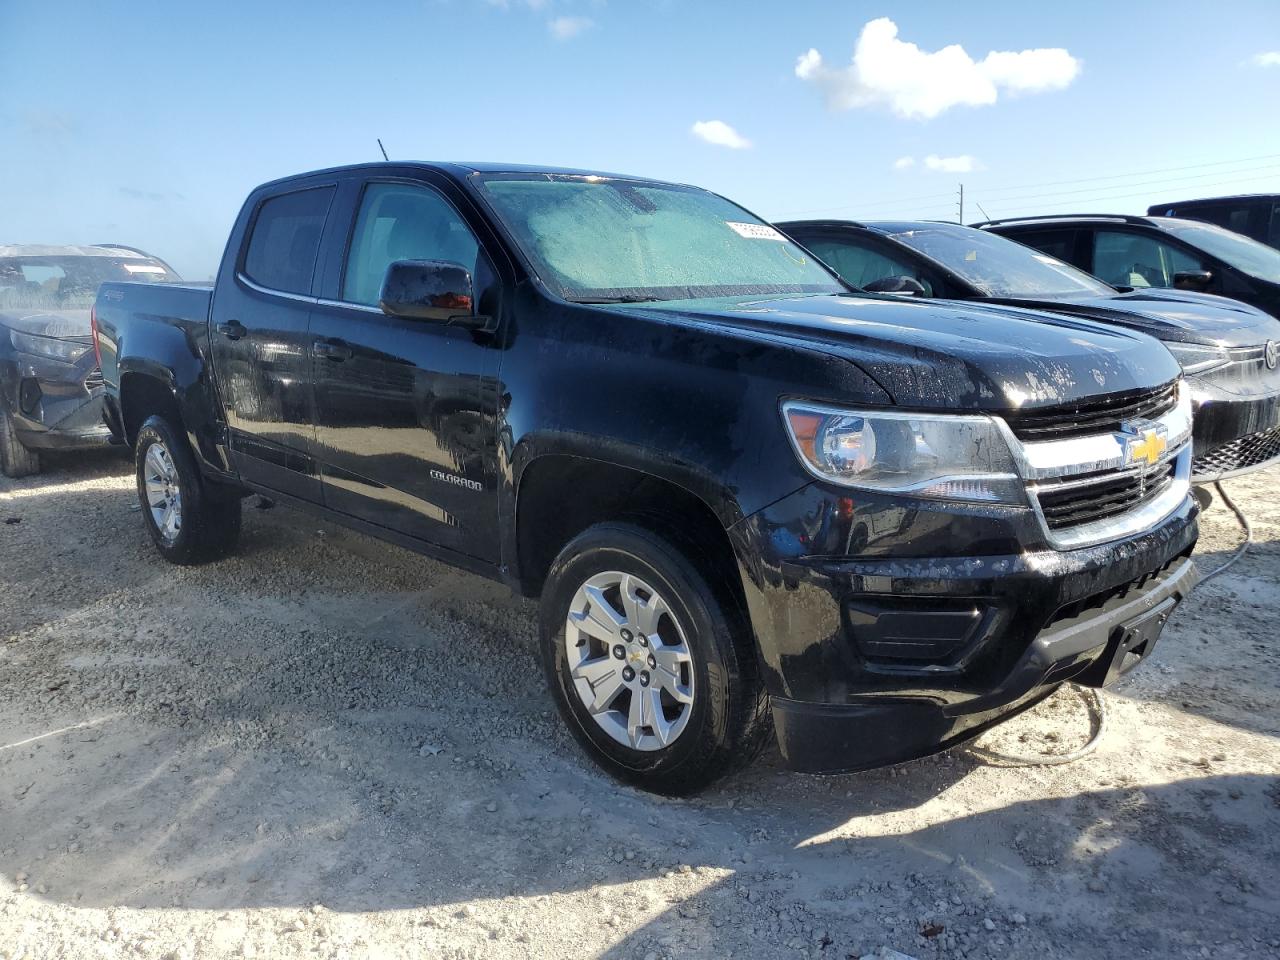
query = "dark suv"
(777, 219, 1280, 480)
(975, 214, 1280, 322)
(1148, 195, 1280, 251)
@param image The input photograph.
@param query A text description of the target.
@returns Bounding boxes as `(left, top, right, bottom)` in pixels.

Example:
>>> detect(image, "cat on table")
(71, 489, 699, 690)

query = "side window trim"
(235, 183, 338, 299)
(337, 177, 482, 308)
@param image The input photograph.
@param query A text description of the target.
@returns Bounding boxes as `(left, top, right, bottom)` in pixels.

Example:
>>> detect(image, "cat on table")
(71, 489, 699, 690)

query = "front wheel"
(135, 415, 241, 564)
(540, 522, 770, 795)
(0, 408, 41, 478)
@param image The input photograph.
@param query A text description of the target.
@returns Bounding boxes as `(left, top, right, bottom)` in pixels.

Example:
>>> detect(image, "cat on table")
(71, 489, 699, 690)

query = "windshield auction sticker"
(726, 221, 787, 241)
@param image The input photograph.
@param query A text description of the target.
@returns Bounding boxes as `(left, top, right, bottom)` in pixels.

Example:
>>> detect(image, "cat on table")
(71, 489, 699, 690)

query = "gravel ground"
(1, 450, 1278, 960)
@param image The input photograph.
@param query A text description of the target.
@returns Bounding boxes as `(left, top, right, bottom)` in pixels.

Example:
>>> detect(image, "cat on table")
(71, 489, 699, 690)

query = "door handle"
(313, 339, 353, 362)
(216, 320, 246, 341)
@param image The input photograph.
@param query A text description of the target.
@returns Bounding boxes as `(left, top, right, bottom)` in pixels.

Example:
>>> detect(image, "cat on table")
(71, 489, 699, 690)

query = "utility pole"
(957, 183, 964, 224)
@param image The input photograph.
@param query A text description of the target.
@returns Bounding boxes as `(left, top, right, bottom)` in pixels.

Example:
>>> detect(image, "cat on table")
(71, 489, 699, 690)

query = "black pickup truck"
(95, 163, 1199, 794)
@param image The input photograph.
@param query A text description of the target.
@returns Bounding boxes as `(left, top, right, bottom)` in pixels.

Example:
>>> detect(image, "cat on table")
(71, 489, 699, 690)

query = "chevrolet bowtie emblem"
(1127, 429, 1168, 467)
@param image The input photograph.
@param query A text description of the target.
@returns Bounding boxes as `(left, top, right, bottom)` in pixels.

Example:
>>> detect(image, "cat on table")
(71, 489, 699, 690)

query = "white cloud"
(548, 15, 592, 40)
(691, 120, 752, 150)
(795, 17, 1080, 119)
(1252, 51, 1280, 67)
(893, 156, 916, 170)
(924, 154, 981, 173)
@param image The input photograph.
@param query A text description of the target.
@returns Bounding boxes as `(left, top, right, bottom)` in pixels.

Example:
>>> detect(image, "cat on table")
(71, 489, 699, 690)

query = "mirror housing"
(863, 275, 927, 296)
(1173, 269, 1213, 290)
(379, 259, 484, 326)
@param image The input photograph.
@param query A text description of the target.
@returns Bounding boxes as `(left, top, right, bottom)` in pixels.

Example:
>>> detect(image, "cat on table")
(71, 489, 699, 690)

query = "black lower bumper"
(1190, 385, 1280, 481)
(772, 555, 1197, 773)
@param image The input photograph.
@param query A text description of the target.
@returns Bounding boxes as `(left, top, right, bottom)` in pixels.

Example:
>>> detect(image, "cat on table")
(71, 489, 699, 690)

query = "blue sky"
(3, 0, 1279, 278)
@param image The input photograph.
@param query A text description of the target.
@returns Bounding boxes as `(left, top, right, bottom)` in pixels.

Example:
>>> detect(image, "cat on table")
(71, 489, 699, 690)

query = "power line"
(976, 151, 1280, 197)
(774, 151, 1280, 222)
(977, 169, 1280, 217)
(973, 162, 1280, 206)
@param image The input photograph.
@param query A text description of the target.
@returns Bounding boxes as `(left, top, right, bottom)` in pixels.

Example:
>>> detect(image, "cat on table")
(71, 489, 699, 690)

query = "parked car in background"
(94, 162, 1199, 793)
(975, 214, 1280, 321)
(1147, 194, 1280, 251)
(0, 243, 180, 476)
(777, 219, 1280, 480)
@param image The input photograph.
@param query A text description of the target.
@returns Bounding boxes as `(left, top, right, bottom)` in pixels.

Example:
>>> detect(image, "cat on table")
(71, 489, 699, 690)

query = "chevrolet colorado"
(95, 163, 1198, 793)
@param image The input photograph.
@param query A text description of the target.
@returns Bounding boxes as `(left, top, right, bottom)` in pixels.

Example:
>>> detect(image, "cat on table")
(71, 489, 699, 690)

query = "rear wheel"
(540, 522, 770, 795)
(135, 415, 241, 564)
(0, 408, 41, 478)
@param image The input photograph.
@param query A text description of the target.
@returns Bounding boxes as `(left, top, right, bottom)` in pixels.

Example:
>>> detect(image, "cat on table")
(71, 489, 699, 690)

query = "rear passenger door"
(308, 175, 505, 563)
(210, 184, 335, 502)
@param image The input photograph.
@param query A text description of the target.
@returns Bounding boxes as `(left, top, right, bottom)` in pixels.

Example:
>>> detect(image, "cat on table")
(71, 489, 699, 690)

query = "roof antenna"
(976, 201, 992, 221)
(377, 138, 390, 161)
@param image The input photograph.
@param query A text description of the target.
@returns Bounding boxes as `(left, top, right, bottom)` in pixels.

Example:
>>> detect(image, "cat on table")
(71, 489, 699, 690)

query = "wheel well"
(120, 374, 182, 447)
(515, 456, 746, 610)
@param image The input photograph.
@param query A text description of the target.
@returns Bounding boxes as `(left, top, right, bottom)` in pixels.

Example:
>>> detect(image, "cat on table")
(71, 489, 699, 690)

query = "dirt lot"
(1, 452, 1277, 960)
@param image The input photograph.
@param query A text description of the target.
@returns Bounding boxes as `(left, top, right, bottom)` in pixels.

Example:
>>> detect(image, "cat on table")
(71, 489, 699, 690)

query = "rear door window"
(1091, 229, 1205, 288)
(1269, 205, 1280, 249)
(242, 187, 335, 295)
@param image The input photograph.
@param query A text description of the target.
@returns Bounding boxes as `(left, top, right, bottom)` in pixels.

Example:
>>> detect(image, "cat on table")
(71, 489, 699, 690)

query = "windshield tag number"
(726, 222, 787, 242)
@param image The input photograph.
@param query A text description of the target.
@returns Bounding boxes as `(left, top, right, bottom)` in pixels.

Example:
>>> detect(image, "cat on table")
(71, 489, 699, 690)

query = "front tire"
(135, 415, 241, 564)
(540, 522, 770, 795)
(0, 409, 41, 478)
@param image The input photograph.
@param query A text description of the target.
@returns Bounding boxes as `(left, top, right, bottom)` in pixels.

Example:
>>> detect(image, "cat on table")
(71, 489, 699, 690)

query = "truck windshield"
(476, 175, 846, 302)
(0, 255, 180, 310)
(889, 225, 1115, 299)
(1155, 220, 1280, 283)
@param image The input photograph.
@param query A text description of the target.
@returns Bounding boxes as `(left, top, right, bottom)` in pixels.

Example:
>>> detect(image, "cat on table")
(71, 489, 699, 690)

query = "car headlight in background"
(9, 329, 93, 364)
(781, 401, 1025, 504)
(1162, 341, 1231, 376)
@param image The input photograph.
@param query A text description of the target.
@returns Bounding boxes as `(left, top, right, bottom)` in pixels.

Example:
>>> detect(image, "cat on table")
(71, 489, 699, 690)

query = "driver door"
(309, 178, 504, 563)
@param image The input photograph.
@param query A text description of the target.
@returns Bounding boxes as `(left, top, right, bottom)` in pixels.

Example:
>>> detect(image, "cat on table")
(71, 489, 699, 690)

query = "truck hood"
(982, 289, 1279, 349)
(0, 308, 94, 341)
(626, 293, 1180, 411)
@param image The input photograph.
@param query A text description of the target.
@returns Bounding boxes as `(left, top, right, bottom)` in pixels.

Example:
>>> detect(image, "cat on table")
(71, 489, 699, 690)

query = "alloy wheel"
(564, 570, 696, 751)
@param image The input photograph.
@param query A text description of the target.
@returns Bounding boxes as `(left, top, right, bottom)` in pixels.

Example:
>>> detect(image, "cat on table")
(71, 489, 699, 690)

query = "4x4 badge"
(1265, 340, 1279, 370)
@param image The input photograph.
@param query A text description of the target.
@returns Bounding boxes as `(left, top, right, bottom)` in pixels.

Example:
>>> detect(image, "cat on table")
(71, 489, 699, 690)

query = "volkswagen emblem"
(1266, 340, 1279, 371)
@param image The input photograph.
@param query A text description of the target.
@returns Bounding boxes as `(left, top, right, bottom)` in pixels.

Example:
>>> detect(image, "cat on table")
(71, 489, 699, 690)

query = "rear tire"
(540, 521, 770, 795)
(0, 409, 41, 478)
(135, 415, 241, 564)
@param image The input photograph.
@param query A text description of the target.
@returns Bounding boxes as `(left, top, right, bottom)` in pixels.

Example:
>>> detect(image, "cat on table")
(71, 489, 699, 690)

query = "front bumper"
(3, 352, 112, 451)
(1190, 388, 1280, 480)
(1187, 360, 1280, 481)
(732, 483, 1199, 774)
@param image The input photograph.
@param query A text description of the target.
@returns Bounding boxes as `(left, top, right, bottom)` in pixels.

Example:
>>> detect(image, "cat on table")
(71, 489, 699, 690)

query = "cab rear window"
(242, 187, 335, 295)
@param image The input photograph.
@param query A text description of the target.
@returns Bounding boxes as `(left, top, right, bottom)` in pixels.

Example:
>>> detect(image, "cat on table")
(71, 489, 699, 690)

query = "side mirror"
(863, 275, 927, 296)
(1172, 269, 1213, 290)
(379, 259, 486, 327)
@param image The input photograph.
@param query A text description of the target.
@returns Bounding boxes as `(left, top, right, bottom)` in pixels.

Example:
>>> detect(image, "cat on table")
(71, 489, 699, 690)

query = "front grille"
(1035, 459, 1176, 530)
(1003, 383, 1178, 442)
(1193, 425, 1280, 476)
(84, 368, 104, 389)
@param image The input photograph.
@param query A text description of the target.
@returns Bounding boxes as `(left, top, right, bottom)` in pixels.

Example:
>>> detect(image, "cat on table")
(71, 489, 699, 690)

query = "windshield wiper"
(566, 295, 664, 304)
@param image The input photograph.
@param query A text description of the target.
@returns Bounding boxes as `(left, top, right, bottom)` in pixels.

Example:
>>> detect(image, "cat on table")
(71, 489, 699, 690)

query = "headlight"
(781, 401, 1025, 504)
(9, 329, 92, 364)
(1163, 342, 1230, 376)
